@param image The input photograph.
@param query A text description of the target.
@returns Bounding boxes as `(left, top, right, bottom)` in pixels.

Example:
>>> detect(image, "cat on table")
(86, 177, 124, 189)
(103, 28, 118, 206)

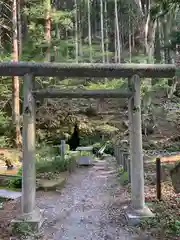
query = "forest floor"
(140, 157, 180, 240)
(0, 157, 141, 240)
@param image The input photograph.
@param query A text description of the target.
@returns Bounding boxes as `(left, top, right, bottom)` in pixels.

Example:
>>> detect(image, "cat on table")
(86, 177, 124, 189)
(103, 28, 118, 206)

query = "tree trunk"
(0, 4, 2, 51)
(114, 22, 117, 63)
(74, 0, 78, 62)
(148, 20, 157, 63)
(144, 8, 150, 55)
(45, 0, 51, 61)
(12, 0, 21, 148)
(114, 0, 120, 63)
(154, 18, 161, 63)
(21, 0, 28, 43)
(104, 0, 109, 63)
(17, 0, 22, 58)
(100, 0, 105, 63)
(128, 11, 132, 63)
(78, 1, 83, 60)
(87, 0, 92, 62)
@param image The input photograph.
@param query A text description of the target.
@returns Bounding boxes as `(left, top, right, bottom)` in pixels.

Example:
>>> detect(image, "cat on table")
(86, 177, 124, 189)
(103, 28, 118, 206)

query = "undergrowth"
(117, 167, 129, 186)
(140, 199, 180, 239)
(138, 160, 180, 239)
(7, 144, 78, 189)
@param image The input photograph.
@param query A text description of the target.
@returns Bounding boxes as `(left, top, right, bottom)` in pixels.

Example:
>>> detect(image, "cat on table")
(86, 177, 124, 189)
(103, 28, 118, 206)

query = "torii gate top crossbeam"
(0, 62, 176, 78)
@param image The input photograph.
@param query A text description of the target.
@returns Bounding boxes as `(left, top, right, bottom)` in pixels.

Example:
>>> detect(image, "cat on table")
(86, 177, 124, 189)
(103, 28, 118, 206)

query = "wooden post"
(128, 75, 145, 210)
(114, 145, 118, 163)
(22, 73, 36, 214)
(122, 151, 125, 169)
(120, 149, 123, 165)
(60, 140, 66, 159)
(115, 145, 119, 164)
(156, 157, 161, 200)
(118, 147, 122, 165)
(127, 156, 131, 182)
(123, 152, 129, 172)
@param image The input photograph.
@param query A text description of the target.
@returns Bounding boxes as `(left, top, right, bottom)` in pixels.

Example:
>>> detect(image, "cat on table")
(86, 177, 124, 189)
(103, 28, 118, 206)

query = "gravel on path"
(38, 158, 137, 240)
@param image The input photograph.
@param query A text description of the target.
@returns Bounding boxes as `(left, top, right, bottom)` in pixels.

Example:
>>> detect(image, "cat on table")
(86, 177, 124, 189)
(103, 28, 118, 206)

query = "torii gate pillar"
(127, 75, 154, 224)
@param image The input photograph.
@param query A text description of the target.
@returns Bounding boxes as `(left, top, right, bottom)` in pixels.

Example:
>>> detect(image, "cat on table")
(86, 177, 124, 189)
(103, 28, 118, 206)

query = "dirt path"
(38, 158, 137, 240)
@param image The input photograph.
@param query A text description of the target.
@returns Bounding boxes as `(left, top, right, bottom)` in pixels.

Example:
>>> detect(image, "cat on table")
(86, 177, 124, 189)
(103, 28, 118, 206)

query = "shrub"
(118, 171, 129, 186)
(7, 155, 72, 188)
(36, 143, 58, 157)
(36, 155, 70, 174)
(104, 142, 114, 156)
(92, 142, 101, 153)
(0, 111, 11, 147)
(7, 167, 22, 189)
(7, 144, 78, 189)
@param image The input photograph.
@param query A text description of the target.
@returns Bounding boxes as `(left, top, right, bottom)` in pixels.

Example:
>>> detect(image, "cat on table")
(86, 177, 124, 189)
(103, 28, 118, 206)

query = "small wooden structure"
(0, 62, 176, 225)
(76, 146, 94, 165)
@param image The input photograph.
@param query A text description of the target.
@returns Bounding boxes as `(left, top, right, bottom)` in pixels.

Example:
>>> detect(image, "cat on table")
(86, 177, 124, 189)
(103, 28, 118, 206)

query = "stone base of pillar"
(11, 208, 44, 236)
(124, 205, 154, 226)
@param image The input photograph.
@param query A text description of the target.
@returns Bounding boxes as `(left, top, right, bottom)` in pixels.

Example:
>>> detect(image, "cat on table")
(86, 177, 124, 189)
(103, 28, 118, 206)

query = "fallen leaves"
(141, 160, 180, 239)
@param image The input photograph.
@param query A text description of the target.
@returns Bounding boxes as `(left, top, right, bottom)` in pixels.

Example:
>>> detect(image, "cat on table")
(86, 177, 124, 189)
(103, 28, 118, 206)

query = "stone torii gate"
(0, 62, 175, 227)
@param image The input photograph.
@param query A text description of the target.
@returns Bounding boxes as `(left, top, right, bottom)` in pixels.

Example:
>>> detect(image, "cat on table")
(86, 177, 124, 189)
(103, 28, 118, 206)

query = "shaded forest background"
(0, 1, 180, 239)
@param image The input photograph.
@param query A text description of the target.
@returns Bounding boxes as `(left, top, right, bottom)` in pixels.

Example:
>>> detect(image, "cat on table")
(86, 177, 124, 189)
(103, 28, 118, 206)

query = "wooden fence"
(114, 146, 131, 182)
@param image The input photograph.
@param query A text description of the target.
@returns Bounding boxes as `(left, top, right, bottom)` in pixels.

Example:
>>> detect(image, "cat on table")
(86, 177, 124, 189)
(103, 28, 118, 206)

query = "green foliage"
(86, 78, 124, 90)
(140, 202, 180, 236)
(36, 155, 69, 173)
(20, 0, 75, 62)
(36, 143, 59, 157)
(92, 142, 102, 152)
(105, 141, 114, 155)
(117, 166, 124, 175)
(36, 144, 72, 173)
(151, 0, 179, 19)
(165, 143, 180, 152)
(118, 171, 129, 185)
(12, 221, 39, 239)
(167, 30, 180, 50)
(0, 111, 10, 134)
(79, 151, 91, 156)
(127, 54, 149, 64)
(0, 111, 11, 147)
(7, 167, 22, 189)
(7, 144, 78, 189)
